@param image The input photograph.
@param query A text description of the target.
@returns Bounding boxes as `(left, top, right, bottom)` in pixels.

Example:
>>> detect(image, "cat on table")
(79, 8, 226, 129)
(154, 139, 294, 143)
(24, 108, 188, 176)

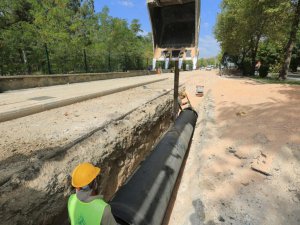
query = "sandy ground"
(168, 70, 300, 225)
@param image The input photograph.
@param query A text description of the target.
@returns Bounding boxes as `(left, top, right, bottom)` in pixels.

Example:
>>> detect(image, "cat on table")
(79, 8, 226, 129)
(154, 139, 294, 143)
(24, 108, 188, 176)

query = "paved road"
(0, 74, 172, 122)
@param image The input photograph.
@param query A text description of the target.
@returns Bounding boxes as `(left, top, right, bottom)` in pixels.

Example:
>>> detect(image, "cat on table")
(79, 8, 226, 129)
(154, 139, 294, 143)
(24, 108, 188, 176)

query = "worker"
(68, 163, 117, 225)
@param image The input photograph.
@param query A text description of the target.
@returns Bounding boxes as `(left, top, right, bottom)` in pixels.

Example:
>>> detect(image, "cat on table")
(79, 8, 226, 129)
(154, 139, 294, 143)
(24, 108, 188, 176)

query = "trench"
(0, 92, 175, 225)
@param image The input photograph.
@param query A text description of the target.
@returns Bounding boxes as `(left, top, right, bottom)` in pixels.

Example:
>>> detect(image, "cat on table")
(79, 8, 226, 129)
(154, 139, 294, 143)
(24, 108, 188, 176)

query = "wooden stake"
(173, 60, 179, 121)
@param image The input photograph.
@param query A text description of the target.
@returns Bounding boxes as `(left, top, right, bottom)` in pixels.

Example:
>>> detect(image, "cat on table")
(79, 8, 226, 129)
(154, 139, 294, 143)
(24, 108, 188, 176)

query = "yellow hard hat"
(71, 163, 101, 188)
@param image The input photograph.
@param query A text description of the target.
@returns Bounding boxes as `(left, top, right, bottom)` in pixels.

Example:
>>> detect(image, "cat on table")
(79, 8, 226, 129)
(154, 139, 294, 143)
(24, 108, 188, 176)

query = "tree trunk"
(108, 50, 111, 72)
(83, 48, 88, 73)
(44, 43, 52, 74)
(279, 1, 300, 80)
(240, 50, 246, 75)
(22, 49, 31, 75)
(250, 34, 261, 76)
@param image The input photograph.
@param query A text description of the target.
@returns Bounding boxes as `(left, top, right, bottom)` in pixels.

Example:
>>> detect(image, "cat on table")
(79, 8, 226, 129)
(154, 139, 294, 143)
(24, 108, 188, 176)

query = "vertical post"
(44, 43, 51, 74)
(108, 51, 111, 72)
(83, 48, 88, 73)
(124, 55, 127, 72)
(173, 60, 179, 121)
(146, 58, 149, 70)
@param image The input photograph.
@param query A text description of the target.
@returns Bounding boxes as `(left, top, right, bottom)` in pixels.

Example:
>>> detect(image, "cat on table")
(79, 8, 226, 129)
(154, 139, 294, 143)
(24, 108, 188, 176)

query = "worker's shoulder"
(101, 204, 117, 225)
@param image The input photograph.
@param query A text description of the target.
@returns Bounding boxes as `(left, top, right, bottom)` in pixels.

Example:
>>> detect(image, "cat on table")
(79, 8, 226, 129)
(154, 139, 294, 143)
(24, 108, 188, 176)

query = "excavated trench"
(0, 92, 174, 225)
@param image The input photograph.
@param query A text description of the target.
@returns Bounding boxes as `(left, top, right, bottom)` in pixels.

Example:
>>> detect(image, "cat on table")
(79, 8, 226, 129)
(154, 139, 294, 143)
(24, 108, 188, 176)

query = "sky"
(94, 0, 221, 58)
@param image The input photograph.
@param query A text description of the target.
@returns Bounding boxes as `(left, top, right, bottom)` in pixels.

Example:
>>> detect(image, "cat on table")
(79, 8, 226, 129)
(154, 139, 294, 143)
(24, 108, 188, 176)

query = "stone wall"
(0, 70, 156, 92)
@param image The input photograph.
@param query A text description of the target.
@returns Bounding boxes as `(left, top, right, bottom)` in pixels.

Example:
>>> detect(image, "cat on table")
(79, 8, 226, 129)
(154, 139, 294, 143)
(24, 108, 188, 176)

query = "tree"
(0, 2, 153, 75)
(215, 0, 293, 76)
(279, 0, 300, 79)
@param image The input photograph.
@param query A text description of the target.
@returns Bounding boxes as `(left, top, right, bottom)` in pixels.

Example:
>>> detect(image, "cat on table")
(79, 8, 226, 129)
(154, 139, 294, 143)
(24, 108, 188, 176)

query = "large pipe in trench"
(110, 108, 198, 225)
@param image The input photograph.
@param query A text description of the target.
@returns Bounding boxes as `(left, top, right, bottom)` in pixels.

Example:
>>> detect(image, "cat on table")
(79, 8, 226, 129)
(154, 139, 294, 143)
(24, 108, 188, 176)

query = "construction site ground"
(167, 71, 300, 225)
(0, 70, 299, 225)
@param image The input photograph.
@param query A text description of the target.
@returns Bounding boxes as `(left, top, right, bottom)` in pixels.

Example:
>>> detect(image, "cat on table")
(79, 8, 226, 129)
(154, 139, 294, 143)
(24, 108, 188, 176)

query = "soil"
(0, 76, 185, 225)
(167, 70, 300, 225)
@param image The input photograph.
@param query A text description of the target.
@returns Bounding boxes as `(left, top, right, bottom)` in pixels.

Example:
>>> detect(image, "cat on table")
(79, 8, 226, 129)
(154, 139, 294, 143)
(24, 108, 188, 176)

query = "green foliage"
(241, 59, 252, 76)
(254, 76, 300, 85)
(215, 0, 299, 76)
(197, 57, 218, 67)
(290, 34, 300, 71)
(259, 65, 270, 78)
(0, 2, 152, 75)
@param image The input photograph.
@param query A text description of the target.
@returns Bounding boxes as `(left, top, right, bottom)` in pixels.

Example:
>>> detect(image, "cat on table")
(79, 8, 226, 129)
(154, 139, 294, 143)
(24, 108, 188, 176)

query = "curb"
(0, 78, 168, 123)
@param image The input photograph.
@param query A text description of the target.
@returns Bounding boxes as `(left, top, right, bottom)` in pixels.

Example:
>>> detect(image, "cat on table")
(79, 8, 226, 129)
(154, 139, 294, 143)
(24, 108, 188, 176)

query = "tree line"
(214, 0, 300, 79)
(198, 57, 219, 67)
(0, 0, 153, 75)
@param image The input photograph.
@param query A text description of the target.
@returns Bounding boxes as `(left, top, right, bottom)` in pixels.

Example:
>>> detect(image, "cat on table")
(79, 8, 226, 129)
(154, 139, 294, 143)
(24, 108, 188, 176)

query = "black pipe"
(110, 108, 198, 225)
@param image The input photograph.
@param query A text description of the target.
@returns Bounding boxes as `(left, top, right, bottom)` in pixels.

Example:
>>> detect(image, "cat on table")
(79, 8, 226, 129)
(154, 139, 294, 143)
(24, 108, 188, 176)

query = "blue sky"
(95, 0, 221, 58)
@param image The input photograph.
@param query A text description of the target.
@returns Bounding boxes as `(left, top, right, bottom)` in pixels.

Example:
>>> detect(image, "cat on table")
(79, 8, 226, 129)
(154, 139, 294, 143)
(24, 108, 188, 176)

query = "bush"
(241, 60, 252, 75)
(269, 62, 281, 74)
(259, 65, 269, 78)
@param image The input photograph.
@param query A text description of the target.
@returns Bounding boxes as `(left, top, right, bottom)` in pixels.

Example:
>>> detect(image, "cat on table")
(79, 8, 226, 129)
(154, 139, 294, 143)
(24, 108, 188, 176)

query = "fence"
(0, 44, 152, 76)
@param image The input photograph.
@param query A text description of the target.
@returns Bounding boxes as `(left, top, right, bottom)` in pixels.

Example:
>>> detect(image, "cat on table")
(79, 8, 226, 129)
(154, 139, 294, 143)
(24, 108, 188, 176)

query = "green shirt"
(68, 194, 108, 225)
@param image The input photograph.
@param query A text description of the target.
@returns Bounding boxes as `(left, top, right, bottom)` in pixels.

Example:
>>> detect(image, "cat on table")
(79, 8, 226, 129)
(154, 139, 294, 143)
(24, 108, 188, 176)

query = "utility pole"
(173, 60, 179, 121)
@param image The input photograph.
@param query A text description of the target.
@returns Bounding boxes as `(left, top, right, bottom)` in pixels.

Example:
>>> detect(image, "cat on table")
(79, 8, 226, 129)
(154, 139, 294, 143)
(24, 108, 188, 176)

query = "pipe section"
(110, 108, 198, 225)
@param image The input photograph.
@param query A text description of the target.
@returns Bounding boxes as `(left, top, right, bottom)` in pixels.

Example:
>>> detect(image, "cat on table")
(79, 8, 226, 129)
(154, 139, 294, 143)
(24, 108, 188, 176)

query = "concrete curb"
(0, 78, 168, 123)
(0, 70, 157, 92)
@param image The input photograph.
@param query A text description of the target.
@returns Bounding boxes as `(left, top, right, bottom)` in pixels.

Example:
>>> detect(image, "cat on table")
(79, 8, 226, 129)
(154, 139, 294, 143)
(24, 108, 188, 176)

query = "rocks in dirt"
(253, 133, 270, 145)
(227, 147, 247, 159)
(288, 187, 297, 192)
(227, 146, 236, 154)
(241, 182, 250, 186)
(250, 150, 273, 177)
(218, 215, 225, 222)
(234, 153, 247, 160)
(260, 151, 267, 158)
(236, 111, 247, 117)
(292, 196, 300, 203)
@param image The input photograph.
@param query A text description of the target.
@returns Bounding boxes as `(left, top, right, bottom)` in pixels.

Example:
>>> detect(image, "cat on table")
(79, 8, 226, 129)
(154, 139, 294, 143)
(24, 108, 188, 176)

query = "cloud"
(199, 35, 220, 58)
(118, 0, 134, 7)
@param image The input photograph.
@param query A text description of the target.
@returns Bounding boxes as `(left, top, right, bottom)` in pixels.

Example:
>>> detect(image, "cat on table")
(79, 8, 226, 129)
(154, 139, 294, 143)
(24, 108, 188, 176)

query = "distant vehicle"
(200, 66, 205, 70)
(206, 66, 212, 71)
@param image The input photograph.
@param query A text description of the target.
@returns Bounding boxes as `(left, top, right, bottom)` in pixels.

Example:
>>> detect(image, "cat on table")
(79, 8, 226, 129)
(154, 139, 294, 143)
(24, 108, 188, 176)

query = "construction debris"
(251, 166, 272, 176)
(196, 85, 204, 97)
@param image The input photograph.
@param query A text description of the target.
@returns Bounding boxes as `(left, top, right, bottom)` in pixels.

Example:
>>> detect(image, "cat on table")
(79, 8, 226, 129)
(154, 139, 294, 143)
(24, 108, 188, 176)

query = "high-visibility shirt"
(68, 194, 108, 225)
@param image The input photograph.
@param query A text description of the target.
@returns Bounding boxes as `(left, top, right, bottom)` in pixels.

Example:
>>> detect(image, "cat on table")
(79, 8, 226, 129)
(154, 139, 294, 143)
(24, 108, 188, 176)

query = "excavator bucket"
(147, 0, 200, 68)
